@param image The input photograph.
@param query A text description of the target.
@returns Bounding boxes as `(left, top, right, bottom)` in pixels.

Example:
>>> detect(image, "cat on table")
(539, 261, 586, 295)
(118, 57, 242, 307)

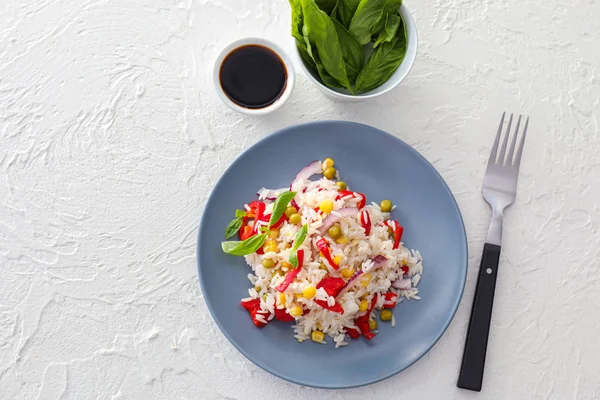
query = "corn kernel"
(319, 263, 329, 271)
(290, 306, 303, 317)
(294, 293, 302, 299)
(311, 330, 325, 342)
(269, 229, 279, 239)
(279, 293, 287, 307)
(335, 236, 350, 245)
(282, 261, 293, 269)
(323, 158, 335, 169)
(316, 323, 323, 330)
(303, 285, 317, 299)
(333, 255, 342, 265)
(254, 285, 261, 293)
(360, 273, 371, 287)
(263, 240, 278, 253)
(341, 268, 354, 278)
(319, 199, 334, 214)
(359, 299, 369, 312)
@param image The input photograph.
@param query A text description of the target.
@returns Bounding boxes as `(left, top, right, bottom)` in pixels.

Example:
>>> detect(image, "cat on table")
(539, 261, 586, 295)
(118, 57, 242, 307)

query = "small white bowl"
(213, 37, 296, 115)
(294, 4, 418, 102)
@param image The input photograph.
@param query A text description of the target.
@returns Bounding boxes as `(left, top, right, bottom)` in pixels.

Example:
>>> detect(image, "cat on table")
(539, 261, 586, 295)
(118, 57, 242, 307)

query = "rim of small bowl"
(294, 4, 418, 100)
(213, 37, 296, 115)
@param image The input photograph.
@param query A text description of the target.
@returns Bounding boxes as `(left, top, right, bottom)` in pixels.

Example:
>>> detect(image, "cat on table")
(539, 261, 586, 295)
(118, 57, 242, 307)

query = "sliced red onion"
(392, 278, 412, 290)
(290, 160, 322, 191)
(366, 255, 388, 273)
(256, 187, 287, 201)
(336, 255, 388, 298)
(319, 207, 358, 235)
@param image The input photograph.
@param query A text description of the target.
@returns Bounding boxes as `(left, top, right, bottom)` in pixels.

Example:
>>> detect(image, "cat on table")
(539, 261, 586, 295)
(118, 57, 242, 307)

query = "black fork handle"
(457, 243, 501, 392)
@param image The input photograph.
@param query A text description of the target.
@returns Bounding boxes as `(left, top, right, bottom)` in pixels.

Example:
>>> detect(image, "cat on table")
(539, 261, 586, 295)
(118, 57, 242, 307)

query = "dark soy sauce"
(219, 45, 287, 109)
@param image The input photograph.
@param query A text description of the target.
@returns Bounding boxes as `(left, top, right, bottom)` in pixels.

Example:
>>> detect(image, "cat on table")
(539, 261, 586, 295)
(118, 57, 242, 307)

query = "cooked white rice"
(241, 170, 423, 347)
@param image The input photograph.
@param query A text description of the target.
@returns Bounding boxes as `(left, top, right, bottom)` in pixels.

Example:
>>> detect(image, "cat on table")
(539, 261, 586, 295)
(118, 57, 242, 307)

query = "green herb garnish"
(224, 210, 247, 239)
(221, 234, 267, 256)
(289, 0, 407, 93)
(269, 191, 297, 228)
(289, 224, 308, 267)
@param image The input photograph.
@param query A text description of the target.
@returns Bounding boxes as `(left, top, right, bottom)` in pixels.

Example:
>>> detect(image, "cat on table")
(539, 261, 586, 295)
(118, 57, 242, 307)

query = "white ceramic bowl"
(213, 37, 296, 115)
(294, 4, 417, 102)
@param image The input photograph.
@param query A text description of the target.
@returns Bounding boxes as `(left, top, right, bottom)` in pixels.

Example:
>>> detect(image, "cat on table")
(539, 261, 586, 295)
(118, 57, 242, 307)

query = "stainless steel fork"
(458, 113, 529, 392)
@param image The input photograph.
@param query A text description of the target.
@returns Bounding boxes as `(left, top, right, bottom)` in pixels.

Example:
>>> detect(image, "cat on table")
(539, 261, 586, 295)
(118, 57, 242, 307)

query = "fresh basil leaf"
(370, 0, 402, 38)
(354, 19, 406, 92)
(315, 0, 337, 14)
(269, 191, 297, 227)
(349, 0, 387, 45)
(302, 25, 344, 88)
(289, 224, 308, 267)
(221, 234, 267, 256)
(224, 217, 243, 239)
(350, 0, 402, 45)
(297, 38, 319, 74)
(289, 252, 299, 268)
(235, 209, 247, 218)
(289, 0, 304, 42)
(292, 224, 308, 252)
(301, 0, 352, 90)
(336, 0, 361, 28)
(373, 12, 400, 48)
(332, 19, 364, 85)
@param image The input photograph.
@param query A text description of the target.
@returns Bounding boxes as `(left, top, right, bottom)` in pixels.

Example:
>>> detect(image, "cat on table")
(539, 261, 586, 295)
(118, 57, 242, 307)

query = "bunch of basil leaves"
(290, 0, 407, 94)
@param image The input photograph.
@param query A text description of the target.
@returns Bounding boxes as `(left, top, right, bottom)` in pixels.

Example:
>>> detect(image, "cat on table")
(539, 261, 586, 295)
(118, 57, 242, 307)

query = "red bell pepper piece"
(357, 320, 375, 340)
(401, 265, 409, 275)
(354, 293, 379, 340)
(259, 212, 286, 229)
(314, 300, 345, 314)
(336, 190, 366, 209)
(316, 277, 346, 297)
(315, 277, 346, 314)
(355, 294, 378, 325)
(241, 299, 268, 328)
(315, 238, 339, 269)
(239, 225, 254, 240)
(384, 220, 404, 250)
(239, 201, 266, 239)
(275, 249, 304, 292)
(383, 291, 398, 308)
(360, 210, 371, 235)
(346, 327, 361, 339)
(274, 307, 295, 322)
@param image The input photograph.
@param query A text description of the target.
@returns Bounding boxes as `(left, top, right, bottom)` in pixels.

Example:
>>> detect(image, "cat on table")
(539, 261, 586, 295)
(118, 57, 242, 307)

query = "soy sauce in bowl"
(219, 45, 287, 109)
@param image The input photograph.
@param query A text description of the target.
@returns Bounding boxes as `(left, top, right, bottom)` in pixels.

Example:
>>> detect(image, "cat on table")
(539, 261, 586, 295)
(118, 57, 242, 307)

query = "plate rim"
(197, 120, 468, 389)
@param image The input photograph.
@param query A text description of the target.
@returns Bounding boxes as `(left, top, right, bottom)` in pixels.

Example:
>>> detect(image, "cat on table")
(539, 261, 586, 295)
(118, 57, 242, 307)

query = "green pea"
(284, 206, 297, 218)
(323, 167, 337, 180)
(327, 224, 342, 239)
(380, 309, 393, 322)
(368, 318, 377, 331)
(380, 200, 393, 212)
(336, 181, 347, 191)
(289, 213, 302, 225)
(262, 259, 275, 269)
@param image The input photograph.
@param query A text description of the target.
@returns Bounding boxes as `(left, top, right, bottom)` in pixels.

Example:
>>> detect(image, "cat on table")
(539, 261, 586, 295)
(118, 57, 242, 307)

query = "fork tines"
(488, 112, 529, 167)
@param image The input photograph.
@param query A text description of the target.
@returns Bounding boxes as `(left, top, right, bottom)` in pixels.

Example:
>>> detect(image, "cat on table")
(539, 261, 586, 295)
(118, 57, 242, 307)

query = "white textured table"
(1, 0, 599, 399)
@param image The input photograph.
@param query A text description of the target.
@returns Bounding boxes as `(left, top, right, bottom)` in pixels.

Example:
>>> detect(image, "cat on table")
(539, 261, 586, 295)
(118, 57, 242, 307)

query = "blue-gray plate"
(197, 121, 467, 389)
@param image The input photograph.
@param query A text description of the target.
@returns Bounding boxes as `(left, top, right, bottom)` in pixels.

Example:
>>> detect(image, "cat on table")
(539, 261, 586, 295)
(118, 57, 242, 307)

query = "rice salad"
(221, 158, 423, 347)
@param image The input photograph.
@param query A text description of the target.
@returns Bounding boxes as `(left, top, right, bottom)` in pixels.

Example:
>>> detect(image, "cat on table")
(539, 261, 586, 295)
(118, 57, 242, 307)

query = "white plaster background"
(1, 0, 599, 398)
